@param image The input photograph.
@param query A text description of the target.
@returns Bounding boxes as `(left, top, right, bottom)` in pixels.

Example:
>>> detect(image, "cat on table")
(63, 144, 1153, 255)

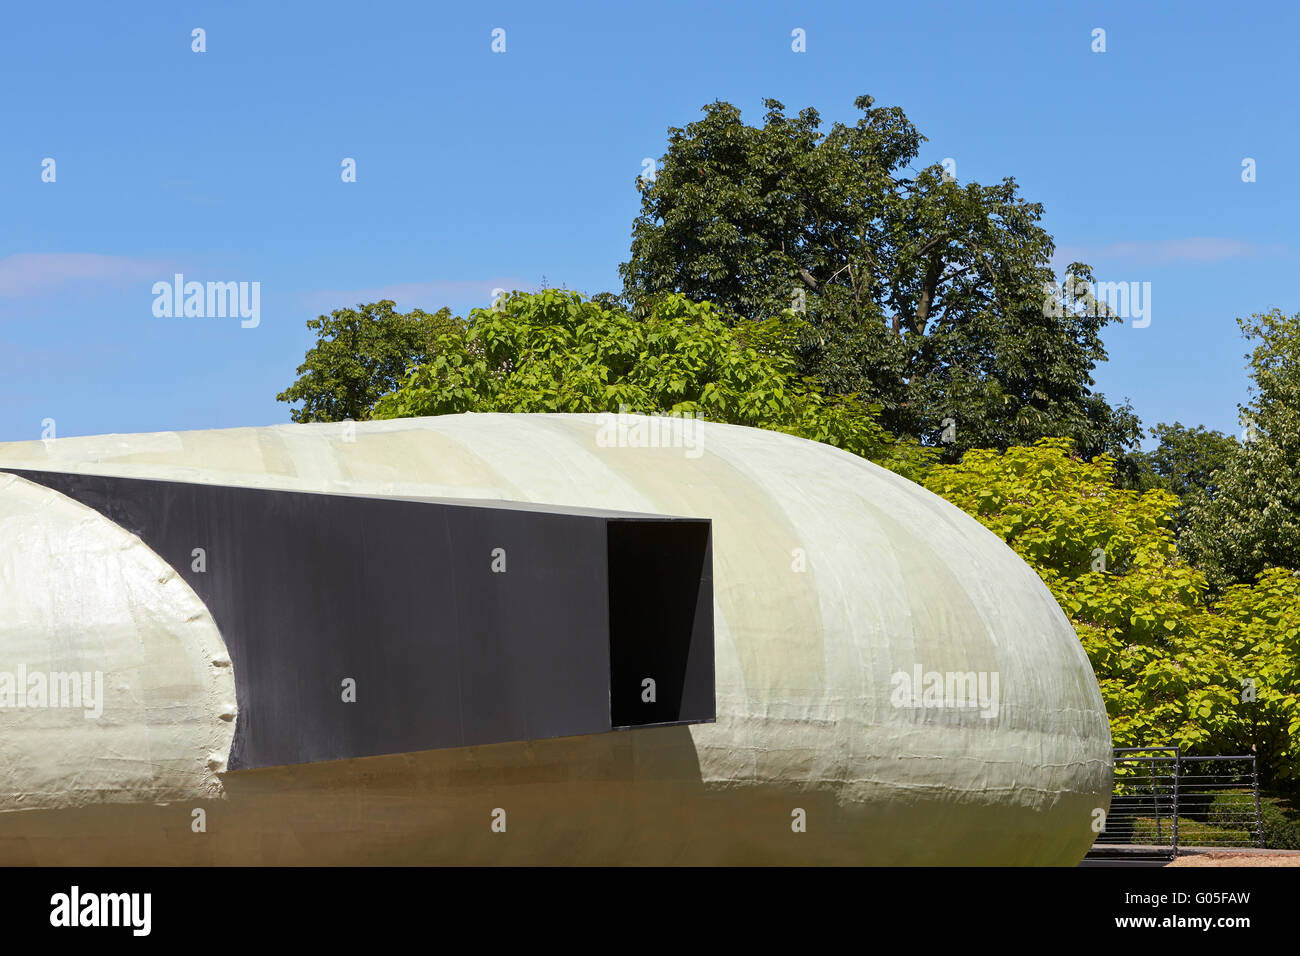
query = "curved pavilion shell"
(0, 414, 1111, 865)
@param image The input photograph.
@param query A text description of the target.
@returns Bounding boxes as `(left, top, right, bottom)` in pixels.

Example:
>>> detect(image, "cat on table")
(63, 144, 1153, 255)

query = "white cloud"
(0, 253, 171, 297)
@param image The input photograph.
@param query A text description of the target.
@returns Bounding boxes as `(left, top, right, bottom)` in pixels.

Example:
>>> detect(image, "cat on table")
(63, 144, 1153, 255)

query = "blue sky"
(2, 0, 1295, 444)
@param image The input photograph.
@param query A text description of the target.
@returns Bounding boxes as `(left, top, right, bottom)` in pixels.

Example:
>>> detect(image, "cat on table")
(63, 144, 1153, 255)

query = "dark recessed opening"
(607, 519, 714, 728)
(2, 467, 717, 765)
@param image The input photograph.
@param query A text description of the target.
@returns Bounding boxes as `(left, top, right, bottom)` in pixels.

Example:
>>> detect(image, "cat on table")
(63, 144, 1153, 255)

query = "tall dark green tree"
(1127, 422, 1239, 535)
(277, 300, 458, 422)
(1183, 309, 1300, 591)
(620, 95, 1140, 460)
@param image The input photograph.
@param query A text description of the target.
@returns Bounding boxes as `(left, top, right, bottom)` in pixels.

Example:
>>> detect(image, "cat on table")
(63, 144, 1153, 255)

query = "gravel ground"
(1168, 851, 1300, 867)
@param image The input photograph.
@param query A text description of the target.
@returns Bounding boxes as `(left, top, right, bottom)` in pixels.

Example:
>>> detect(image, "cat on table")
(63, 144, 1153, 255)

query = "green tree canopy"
(1128, 422, 1239, 535)
(373, 289, 931, 477)
(277, 300, 458, 422)
(924, 438, 1300, 785)
(1136, 423, 1239, 500)
(620, 94, 1140, 461)
(1182, 309, 1300, 591)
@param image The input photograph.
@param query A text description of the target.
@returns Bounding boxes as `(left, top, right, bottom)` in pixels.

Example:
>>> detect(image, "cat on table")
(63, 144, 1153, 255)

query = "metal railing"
(1176, 755, 1262, 848)
(1086, 747, 1262, 861)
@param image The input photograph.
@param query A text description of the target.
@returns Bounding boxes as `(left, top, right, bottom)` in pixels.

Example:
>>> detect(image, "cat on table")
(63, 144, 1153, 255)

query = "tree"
(277, 300, 458, 422)
(1201, 568, 1300, 784)
(923, 438, 1300, 785)
(620, 95, 1140, 461)
(1127, 422, 1239, 535)
(1183, 309, 1300, 591)
(1135, 423, 1238, 499)
(373, 289, 931, 478)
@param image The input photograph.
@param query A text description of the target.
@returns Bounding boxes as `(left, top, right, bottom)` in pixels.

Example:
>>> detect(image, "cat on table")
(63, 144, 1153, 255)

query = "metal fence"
(1086, 747, 1262, 862)
(1177, 755, 1263, 848)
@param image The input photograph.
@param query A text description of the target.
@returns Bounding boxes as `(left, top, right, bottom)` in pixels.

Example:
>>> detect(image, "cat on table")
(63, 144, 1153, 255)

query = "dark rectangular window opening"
(607, 519, 715, 729)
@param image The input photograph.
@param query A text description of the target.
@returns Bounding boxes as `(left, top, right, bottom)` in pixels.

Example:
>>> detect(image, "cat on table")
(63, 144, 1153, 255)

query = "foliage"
(1260, 796, 1300, 850)
(1198, 568, 1300, 783)
(923, 438, 1300, 785)
(1121, 422, 1239, 535)
(277, 300, 458, 422)
(1136, 423, 1239, 501)
(1183, 309, 1300, 591)
(620, 94, 1140, 461)
(372, 289, 933, 478)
